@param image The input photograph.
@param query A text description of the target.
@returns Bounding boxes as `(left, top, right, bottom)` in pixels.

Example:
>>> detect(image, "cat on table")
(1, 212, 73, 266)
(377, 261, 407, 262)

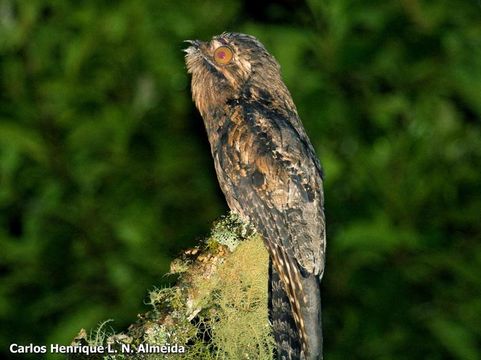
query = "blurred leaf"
(427, 317, 480, 360)
(0, 122, 47, 163)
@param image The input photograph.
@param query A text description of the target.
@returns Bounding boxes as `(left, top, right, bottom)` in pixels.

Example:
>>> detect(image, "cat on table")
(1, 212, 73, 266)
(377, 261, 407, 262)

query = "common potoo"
(185, 33, 325, 360)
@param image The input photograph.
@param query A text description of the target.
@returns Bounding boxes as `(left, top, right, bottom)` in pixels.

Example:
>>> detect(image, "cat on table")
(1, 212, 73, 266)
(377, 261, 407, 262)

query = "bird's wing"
(213, 102, 326, 277)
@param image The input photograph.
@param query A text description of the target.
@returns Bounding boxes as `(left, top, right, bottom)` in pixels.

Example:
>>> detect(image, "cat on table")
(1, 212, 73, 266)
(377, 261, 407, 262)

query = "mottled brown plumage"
(185, 32, 326, 360)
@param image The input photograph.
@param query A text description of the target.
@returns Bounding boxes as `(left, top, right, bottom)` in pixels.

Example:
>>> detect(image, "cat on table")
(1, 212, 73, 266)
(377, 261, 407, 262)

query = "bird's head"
(184, 32, 285, 117)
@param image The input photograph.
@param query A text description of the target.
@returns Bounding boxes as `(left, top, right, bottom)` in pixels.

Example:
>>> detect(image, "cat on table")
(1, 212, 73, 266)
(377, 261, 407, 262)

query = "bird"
(185, 32, 326, 360)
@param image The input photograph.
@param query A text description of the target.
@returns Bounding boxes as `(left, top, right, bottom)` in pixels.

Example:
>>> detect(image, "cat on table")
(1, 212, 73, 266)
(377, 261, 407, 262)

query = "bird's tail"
(268, 257, 323, 360)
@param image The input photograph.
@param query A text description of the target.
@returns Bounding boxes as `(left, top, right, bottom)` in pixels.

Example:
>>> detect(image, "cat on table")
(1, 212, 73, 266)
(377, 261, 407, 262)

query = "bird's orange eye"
(213, 46, 233, 65)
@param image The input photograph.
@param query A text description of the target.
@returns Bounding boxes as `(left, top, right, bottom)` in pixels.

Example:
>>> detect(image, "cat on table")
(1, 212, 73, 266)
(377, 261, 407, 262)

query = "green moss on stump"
(70, 213, 274, 359)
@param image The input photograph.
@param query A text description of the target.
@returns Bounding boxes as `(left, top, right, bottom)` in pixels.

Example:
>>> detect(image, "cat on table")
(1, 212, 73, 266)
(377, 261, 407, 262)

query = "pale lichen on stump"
(69, 213, 274, 359)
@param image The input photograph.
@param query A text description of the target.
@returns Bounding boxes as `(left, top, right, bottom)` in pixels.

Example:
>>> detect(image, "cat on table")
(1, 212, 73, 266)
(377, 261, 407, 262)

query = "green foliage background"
(1, 0, 480, 359)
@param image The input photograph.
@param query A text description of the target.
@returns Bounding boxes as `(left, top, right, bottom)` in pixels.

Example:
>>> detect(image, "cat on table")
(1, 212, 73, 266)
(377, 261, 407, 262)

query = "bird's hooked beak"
(183, 39, 202, 54)
(184, 38, 217, 75)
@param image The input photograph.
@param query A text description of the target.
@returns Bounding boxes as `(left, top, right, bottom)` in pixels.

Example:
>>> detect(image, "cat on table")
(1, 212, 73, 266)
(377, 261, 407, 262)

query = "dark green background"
(1, 0, 480, 359)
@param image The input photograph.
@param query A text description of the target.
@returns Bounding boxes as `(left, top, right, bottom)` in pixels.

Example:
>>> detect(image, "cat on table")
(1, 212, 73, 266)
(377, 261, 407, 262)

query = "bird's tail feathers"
(268, 247, 323, 359)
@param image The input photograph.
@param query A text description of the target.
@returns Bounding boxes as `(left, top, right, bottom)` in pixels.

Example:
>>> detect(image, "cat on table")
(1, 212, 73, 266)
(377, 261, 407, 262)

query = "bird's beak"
(184, 39, 201, 47)
(183, 39, 201, 53)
